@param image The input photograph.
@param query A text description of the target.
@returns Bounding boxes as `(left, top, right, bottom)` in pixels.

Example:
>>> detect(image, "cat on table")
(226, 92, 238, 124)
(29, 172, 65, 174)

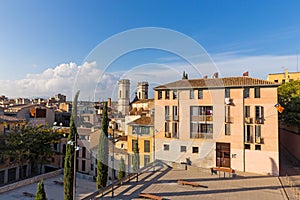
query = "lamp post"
(67, 136, 80, 200)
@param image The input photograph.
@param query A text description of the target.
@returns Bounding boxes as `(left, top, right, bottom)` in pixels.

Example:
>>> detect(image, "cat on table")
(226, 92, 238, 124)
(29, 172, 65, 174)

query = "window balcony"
(225, 116, 233, 123)
(165, 115, 170, 121)
(255, 118, 264, 124)
(255, 137, 264, 144)
(245, 137, 253, 143)
(191, 132, 213, 139)
(245, 117, 253, 124)
(165, 132, 171, 138)
(173, 115, 179, 121)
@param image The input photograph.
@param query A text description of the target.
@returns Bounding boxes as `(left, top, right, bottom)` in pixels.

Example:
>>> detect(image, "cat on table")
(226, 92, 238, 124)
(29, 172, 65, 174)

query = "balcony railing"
(255, 118, 264, 124)
(173, 115, 179, 121)
(172, 132, 178, 138)
(165, 132, 171, 138)
(165, 115, 170, 121)
(225, 116, 233, 123)
(255, 137, 264, 144)
(245, 117, 253, 124)
(191, 115, 213, 122)
(245, 136, 253, 143)
(191, 132, 213, 139)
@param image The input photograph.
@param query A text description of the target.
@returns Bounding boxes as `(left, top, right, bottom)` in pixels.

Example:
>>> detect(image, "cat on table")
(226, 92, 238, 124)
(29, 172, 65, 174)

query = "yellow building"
(127, 116, 154, 168)
(154, 76, 280, 175)
(267, 69, 300, 83)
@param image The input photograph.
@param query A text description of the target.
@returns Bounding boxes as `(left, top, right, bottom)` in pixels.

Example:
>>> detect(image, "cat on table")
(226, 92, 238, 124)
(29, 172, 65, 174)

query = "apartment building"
(268, 69, 300, 83)
(154, 76, 280, 175)
(127, 116, 154, 168)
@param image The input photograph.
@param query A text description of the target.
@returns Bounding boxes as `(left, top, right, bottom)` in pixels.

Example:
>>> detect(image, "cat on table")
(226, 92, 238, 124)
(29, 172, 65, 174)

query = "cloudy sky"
(0, 1, 299, 100)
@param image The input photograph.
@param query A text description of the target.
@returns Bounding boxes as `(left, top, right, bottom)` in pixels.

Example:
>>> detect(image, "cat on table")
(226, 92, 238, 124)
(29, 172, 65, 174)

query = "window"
(225, 88, 230, 98)
(119, 90, 121, 98)
(165, 122, 169, 134)
(255, 125, 261, 138)
(163, 144, 170, 151)
(192, 147, 199, 153)
(144, 155, 150, 166)
(190, 89, 194, 99)
(255, 145, 261, 150)
(158, 91, 162, 100)
(225, 106, 231, 122)
(244, 144, 251, 150)
(144, 140, 150, 153)
(165, 90, 170, 99)
(173, 90, 177, 99)
(244, 87, 250, 98)
(274, 80, 278, 83)
(198, 89, 203, 99)
(254, 87, 260, 98)
(225, 124, 230, 135)
(132, 139, 138, 151)
(165, 106, 170, 120)
(180, 146, 187, 152)
(255, 106, 264, 124)
(245, 125, 253, 143)
(172, 106, 178, 120)
(82, 160, 86, 171)
(172, 122, 178, 138)
(82, 147, 86, 158)
(245, 106, 250, 118)
(282, 79, 285, 84)
(132, 126, 150, 135)
(126, 90, 129, 98)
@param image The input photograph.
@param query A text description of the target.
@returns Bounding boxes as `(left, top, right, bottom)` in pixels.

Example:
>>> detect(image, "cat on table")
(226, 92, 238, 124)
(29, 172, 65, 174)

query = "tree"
(118, 157, 125, 180)
(35, 180, 47, 200)
(278, 80, 300, 127)
(64, 91, 80, 200)
(132, 141, 139, 173)
(0, 125, 61, 179)
(182, 71, 188, 79)
(96, 102, 109, 189)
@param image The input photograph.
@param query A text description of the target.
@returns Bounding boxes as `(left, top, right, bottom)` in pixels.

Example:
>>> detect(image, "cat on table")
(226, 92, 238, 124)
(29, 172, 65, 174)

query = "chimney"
(212, 72, 218, 78)
(243, 71, 249, 77)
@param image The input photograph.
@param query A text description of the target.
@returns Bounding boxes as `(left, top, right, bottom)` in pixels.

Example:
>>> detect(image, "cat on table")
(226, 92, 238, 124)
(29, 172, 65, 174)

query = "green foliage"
(96, 102, 109, 189)
(0, 125, 61, 178)
(132, 141, 139, 173)
(35, 180, 47, 200)
(64, 90, 79, 200)
(118, 157, 125, 180)
(182, 71, 188, 79)
(278, 81, 300, 126)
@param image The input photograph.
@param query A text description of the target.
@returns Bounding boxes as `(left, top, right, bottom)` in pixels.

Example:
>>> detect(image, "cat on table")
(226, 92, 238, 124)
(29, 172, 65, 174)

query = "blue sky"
(0, 0, 300, 100)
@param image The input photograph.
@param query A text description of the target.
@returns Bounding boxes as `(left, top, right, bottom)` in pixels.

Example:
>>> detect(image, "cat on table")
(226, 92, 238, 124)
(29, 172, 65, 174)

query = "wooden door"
(216, 143, 231, 168)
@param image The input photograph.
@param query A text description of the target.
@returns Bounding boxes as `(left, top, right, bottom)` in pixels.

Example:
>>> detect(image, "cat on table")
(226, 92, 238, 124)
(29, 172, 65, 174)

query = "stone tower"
(137, 82, 149, 100)
(118, 79, 130, 115)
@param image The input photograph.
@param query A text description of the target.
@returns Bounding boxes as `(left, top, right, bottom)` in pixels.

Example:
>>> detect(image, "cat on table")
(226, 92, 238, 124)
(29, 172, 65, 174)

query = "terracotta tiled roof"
(132, 99, 154, 104)
(127, 116, 153, 126)
(0, 115, 26, 123)
(154, 77, 279, 90)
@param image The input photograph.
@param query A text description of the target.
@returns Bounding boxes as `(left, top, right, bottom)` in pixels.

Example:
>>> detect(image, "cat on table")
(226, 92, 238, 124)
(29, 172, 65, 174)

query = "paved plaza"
(1, 145, 300, 200)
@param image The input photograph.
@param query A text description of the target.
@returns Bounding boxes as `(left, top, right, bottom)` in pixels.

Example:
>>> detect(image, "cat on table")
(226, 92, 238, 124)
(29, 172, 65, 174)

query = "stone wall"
(0, 169, 63, 194)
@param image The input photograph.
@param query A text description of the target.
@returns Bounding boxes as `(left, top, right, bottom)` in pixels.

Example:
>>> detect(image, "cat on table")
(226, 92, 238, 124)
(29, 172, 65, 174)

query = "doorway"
(216, 143, 231, 168)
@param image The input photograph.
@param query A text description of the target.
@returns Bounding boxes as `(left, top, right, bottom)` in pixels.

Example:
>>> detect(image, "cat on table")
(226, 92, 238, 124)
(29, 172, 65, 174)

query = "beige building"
(154, 76, 280, 175)
(267, 69, 300, 83)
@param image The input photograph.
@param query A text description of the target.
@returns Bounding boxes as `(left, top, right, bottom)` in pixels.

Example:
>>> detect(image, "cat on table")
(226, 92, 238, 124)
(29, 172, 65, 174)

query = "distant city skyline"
(0, 1, 299, 100)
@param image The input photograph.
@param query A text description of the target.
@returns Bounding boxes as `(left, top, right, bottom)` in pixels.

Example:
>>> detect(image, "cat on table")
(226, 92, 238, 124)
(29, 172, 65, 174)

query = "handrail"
(81, 160, 163, 200)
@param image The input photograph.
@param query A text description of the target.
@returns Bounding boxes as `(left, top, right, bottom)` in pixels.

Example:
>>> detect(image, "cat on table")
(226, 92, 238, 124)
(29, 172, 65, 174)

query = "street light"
(67, 136, 80, 200)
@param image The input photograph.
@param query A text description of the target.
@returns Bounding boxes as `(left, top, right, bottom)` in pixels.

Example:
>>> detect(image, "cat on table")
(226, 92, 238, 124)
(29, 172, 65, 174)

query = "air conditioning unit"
(225, 98, 233, 105)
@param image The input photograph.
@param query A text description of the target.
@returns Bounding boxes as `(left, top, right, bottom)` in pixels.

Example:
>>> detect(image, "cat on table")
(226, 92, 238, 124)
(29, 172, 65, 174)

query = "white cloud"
(1, 53, 298, 101)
